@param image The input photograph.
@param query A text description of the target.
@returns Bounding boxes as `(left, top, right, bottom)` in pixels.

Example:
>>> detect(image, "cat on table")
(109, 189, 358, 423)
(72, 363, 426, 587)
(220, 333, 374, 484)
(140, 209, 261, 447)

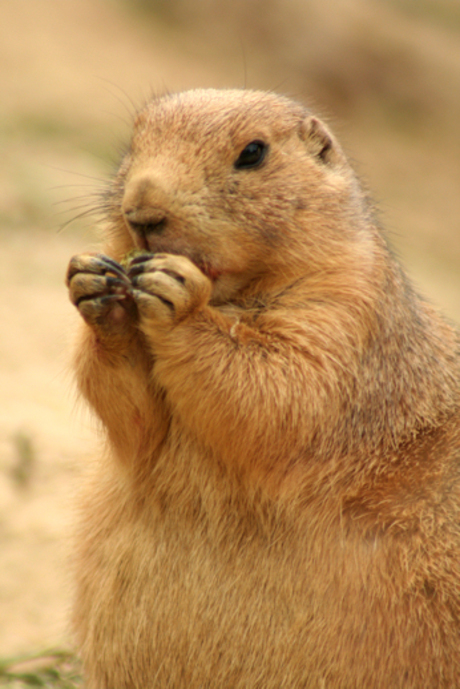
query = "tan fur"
(66, 89, 460, 688)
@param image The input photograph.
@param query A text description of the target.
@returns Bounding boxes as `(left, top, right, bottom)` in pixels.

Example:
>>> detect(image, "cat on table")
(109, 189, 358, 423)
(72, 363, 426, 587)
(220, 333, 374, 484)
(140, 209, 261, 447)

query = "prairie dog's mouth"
(131, 235, 224, 283)
(197, 261, 224, 282)
(126, 238, 251, 306)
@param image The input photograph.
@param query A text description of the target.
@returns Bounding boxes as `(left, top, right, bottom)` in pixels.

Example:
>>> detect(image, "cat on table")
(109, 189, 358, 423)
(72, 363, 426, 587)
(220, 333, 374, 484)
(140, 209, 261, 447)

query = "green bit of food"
(120, 248, 148, 269)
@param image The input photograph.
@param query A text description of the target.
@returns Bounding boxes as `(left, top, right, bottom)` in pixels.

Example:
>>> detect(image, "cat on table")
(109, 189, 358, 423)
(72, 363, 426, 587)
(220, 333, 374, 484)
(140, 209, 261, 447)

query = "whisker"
(57, 207, 105, 234)
(100, 109, 133, 132)
(53, 194, 107, 208)
(50, 183, 107, 191)
(97, 76, 138, 122)
(43, 163, 109, 184)
(59, 204, 103, 218)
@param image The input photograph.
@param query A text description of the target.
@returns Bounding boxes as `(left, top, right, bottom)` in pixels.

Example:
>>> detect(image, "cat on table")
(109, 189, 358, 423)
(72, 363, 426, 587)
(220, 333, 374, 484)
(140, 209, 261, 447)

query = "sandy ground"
(0, 0, 459, 660)
(0, 229, 95, 654)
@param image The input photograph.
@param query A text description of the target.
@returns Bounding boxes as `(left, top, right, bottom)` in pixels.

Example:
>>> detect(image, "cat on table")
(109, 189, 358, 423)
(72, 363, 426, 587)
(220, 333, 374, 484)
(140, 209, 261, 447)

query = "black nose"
(127, 218, 167, 237)
(124, 210, 167, 237)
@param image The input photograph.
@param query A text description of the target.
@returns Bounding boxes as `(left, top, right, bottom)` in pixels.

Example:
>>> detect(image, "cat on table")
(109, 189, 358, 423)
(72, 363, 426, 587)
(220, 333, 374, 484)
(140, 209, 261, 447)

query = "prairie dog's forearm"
(73, 323, 168, 464)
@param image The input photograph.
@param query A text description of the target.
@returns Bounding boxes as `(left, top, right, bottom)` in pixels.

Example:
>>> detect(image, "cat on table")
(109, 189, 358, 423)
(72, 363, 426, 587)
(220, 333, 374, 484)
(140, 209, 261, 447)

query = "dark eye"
(234, 140, 268, 170)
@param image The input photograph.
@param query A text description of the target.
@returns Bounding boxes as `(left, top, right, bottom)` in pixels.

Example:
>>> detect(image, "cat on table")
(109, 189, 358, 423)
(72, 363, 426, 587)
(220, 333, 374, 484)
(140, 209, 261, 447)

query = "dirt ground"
(0, 0, 459, 660)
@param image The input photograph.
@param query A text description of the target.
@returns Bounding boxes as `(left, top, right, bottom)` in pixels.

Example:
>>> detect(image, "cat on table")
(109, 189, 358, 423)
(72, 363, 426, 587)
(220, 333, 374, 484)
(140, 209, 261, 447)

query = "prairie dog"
(67, 89, 460, 688)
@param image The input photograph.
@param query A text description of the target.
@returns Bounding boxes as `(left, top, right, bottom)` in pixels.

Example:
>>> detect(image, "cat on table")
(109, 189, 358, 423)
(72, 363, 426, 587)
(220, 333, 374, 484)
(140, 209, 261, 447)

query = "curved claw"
(78, 292, 126, 306)
(74, 280, 129, 307)
(95, 254, 129, 280)
(66, 254, 130, 286)
(128, 257, 186, 285)
(126, 254, 156, 279)
(127, 252, 155, 267)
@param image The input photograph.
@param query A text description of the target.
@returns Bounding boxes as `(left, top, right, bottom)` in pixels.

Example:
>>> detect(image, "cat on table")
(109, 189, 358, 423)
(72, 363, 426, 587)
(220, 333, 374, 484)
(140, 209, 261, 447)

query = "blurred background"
(1, 0, 459, 662)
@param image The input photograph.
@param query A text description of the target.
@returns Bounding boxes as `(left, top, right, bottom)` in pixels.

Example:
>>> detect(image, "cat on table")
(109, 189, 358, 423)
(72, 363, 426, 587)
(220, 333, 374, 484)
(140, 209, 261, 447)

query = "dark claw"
(95, 254, 125, 273)
(67, 254, 130, 285)
(76, 293, 126, 307)
(129, 264, 185, 285)
(131, 275, 141, 287)
(128, 263, 148, 279)
(161, 269, 185, 284)
(97, 294, 128, 306)
(129, 253, 155, 266)
(132, 288, 174, 311)
(105, 276, 130, 291)
(95, 255, 130, 283)
(152, 294, 175, 311)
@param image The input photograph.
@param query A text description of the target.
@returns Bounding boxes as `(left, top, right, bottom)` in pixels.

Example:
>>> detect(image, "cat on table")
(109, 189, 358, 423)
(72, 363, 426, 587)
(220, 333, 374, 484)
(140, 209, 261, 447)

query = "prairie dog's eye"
(234, 140, 268, 170)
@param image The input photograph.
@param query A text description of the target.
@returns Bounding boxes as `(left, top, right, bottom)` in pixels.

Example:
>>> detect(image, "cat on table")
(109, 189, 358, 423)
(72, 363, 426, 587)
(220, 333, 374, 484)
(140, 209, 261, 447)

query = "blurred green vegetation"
(0, 650, 82, 688)
(391, 0, 460, 30)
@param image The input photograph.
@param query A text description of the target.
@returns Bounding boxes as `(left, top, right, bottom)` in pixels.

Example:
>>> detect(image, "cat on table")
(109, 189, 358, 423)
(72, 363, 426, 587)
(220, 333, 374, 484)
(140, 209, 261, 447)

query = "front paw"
(66, 253, 136, 329)
(127, 253, 212, 324)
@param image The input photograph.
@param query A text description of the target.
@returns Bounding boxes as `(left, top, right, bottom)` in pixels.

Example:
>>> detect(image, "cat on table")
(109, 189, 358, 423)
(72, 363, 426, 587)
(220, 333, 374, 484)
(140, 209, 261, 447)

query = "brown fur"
(67, 89, 460, 688)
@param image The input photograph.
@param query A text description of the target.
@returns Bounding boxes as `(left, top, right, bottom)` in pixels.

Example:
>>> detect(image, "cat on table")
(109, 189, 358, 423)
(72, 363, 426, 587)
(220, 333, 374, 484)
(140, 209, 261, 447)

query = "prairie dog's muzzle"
(122, 172, 169, 239)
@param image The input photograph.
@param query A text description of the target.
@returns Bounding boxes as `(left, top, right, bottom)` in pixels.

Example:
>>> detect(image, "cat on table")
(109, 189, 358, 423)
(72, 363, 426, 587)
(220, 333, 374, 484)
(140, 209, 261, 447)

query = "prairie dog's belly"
(76, 471, 408, 689)
(76, 475, 327, 688)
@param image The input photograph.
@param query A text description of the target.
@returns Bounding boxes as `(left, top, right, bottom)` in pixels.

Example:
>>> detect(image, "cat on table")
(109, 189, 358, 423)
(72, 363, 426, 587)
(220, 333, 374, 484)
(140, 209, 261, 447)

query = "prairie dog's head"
(107, 89, 372, 303)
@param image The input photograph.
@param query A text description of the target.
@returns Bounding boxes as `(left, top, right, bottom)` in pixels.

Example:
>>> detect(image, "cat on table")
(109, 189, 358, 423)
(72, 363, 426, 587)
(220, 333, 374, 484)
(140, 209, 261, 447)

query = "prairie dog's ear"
(298, 116, 343, 166)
